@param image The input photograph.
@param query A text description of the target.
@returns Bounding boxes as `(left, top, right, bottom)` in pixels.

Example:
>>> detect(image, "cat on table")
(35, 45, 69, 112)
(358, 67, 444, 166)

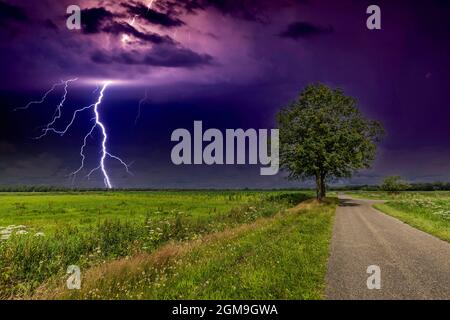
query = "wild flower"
(0, 234, 10, 240)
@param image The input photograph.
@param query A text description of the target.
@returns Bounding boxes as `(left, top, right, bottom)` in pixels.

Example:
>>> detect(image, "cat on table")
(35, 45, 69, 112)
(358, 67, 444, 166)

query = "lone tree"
(277, 84, 384, 201)
(380, 176, 410, 193)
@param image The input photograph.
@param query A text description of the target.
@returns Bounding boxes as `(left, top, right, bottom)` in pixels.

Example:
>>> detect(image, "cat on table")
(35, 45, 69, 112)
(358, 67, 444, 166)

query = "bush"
(380, 176, 410, 193)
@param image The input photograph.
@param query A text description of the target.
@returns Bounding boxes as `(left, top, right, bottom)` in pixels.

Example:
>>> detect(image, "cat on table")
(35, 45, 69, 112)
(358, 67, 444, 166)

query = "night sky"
(0, 0, 449, 188)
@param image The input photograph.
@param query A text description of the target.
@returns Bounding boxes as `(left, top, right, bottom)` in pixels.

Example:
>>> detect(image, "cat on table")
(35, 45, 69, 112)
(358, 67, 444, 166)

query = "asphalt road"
(325, 195, 450, 300)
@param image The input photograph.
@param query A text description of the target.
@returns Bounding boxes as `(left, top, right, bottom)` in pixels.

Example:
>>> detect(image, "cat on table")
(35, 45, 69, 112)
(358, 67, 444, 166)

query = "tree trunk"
(315, 174, 322, 201)
(315, 173, 326, 201)
(320, 174, 326, 199)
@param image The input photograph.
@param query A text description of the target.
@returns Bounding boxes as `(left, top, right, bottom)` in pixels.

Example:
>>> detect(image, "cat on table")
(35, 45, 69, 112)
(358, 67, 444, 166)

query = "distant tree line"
(1, 181, 450, 193)
(0, 185, 107, 192)
(0, 185, 309, 192)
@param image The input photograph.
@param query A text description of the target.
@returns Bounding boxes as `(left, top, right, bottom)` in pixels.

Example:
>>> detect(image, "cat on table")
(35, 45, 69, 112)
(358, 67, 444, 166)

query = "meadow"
(347, 191, 450, 242)
(0, 190, 337, 299)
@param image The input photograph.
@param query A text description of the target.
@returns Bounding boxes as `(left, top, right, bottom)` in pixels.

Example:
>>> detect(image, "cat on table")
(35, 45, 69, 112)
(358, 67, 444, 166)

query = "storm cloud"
(91, 45, 213, 68)
(1, 0, 450, 187)
(122, 2, 185, 28)
(0, 1, 28, 25)
(280, 21, 333, 39)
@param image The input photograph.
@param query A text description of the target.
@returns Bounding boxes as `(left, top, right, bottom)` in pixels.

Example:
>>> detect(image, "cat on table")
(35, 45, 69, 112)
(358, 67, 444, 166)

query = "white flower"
(1, 234, 10, 240)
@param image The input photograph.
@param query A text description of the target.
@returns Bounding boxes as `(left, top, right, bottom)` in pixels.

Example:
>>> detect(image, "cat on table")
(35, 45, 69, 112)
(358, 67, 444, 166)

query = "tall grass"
(57, 198, 337, 300)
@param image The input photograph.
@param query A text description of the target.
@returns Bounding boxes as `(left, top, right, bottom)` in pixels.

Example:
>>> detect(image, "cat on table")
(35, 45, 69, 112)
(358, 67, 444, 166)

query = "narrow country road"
(325, 195, 450, 300)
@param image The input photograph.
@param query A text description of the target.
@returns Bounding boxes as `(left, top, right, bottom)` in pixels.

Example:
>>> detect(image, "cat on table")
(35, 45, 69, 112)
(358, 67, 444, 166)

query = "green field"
(347, 191, 450, 242)
(0, 191, 286, 232)
(0, 190, 338, 299)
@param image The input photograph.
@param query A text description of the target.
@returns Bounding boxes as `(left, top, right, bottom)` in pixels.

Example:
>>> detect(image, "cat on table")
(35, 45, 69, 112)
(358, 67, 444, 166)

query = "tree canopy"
(380, 176, 410, 193)
(277, 83, 384, 200)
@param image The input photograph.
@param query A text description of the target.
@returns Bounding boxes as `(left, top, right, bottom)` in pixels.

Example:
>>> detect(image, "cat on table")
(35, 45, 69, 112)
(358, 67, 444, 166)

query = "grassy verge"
(346, 191, 450, 201)
(374, 203, 450, 243)
(345, 191, 450, 242)
(37, 198, 337, 300)
(0, 191, 309, 298)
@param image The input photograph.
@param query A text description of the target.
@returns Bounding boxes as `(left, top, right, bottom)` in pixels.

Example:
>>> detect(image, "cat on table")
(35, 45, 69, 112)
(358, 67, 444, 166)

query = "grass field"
(0, 190, 337, 300)
(347, 191, 450, 243)
(0, 191, 286, 232)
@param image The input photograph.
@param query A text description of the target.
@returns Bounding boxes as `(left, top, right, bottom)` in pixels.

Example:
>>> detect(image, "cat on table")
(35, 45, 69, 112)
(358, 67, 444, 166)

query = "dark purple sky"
(0, 0, 449, 188)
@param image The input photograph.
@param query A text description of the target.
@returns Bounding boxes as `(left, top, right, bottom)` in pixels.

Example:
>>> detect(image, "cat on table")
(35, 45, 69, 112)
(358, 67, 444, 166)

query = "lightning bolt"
(94, 83, 114, 188)
(122, 0, 158, 45)
(13, 79, 71, 112)
(135, 89, 149, 125)
(70, 82, 131, 189)
(35, 78, 78, 139)
(17, 80, 132, 189)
